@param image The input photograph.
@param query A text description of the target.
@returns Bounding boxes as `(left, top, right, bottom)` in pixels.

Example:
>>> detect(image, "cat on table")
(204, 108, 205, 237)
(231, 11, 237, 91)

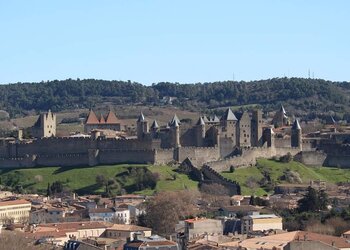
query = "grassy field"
(222, 159, 350, 195)
(0, 164, 198, 195)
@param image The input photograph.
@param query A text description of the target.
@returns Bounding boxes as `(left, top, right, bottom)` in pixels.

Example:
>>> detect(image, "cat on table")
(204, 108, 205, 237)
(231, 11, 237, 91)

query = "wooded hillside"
(1, 77, 349, 120)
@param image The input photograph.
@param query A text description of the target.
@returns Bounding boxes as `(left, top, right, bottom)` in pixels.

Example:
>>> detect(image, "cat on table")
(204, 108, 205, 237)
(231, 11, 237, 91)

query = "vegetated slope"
(0, 164, 198, 195)
(221, 159, 350, 195)
(1, 77, 349, 119)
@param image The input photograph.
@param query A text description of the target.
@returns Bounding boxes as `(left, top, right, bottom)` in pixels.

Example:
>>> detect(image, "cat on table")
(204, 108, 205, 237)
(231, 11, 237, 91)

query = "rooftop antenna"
(308, 69, 311, 78)
(312, 72, 315, 79)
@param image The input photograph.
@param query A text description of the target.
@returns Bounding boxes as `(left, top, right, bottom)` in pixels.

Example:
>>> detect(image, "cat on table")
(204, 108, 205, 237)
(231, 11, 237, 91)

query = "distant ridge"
(0, 77, 349, 119)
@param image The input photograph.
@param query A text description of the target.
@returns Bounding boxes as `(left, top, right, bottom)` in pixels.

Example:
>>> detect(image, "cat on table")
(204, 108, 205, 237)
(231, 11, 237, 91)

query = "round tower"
(171, 119, 181, 148)
(195, 117, 206, 147)
(291, 119, 302, 149)
(136, 112, 149, 139)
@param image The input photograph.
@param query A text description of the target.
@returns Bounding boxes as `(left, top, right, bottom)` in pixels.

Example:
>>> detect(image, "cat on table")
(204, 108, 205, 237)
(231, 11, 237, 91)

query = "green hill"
(222, 159, 350, 196)
(0, 164, 198, 195)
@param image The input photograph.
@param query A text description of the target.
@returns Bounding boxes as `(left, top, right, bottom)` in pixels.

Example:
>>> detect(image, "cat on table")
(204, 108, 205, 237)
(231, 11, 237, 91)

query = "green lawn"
(221, 159, 350, 195)
(0, 164, 199, 195)
(221, 167, 267, 196)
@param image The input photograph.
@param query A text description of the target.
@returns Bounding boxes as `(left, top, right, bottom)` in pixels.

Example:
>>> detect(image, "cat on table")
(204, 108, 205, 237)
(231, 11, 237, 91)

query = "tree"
(96, 174, 107, 187)
(46, 182, 51, 196)
(200, 183, 230, 206)
(144, 190, 199, 235)
(280, 152, 293, 163)
(298, 187, 329, 212)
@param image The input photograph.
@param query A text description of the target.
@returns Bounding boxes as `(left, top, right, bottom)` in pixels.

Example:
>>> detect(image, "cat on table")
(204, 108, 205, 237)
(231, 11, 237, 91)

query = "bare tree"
(0, 231, 57, 250)
(144, 190, 200, 236)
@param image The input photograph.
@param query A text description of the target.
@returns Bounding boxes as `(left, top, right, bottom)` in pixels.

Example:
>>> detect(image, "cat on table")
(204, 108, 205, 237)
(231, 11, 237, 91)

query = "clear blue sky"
(0, 1, 349, 85)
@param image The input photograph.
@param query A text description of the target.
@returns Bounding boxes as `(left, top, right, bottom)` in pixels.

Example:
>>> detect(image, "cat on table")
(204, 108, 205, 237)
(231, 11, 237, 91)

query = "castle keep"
(0, 106, 323, 170)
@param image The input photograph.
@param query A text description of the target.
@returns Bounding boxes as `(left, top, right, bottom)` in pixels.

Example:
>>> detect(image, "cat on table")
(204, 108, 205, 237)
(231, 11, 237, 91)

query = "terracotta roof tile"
(294, 231, 350, 248)
(0, 199, 31, 207)
(86, 110, 100, 124)
(39, 221, 111, 231)
(99, 115, 106, 124)
(107, 224, 151, 232)
(105, 111, 119, 124)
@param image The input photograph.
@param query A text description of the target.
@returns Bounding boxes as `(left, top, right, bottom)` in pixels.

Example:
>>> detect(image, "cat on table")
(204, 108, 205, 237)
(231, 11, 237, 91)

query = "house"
(89, 208, 116, 222)
(230, 195, 244, 206)
(241, 214, 283, 234)
(115, 207, 131, 224)
(89, 207, 131, 224)
(217, 205, 261, 218)
(219, 231, 350, 250)
(0, 199, 31, 224)
(123, 235, 179, 250)
(105, 224, 152, 240)
(184, 218, 223, 241)
(24, 221, 111, 246)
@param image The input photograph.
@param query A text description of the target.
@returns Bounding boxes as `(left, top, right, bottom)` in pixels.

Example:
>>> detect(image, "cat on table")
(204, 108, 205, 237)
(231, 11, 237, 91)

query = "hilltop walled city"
(1, 105, 348, 170)
(2, 104, 350, 249)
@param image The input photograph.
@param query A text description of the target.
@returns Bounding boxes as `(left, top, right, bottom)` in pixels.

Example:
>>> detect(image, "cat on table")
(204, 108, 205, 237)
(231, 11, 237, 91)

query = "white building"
(89, 207, 130, 224)
(0, 199, 31, 224)
(241, 214, 283, 234)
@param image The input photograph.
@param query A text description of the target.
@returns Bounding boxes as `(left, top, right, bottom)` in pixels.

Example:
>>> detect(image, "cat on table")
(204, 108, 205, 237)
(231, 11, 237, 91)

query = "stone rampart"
(36, 153, 89, 167)
(0, 155, 36, 168)
(208, 147, 301, 172)
(201, 165, 241, 195)
(98, 149, 155, 165)
(154, 148, 174, 164)
(294, 150, 327, 166)
(178, 146, 220, 166)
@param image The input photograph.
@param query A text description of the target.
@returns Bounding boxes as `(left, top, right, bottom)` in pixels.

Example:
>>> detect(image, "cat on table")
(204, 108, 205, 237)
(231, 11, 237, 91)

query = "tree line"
(1, 77, 349, 118)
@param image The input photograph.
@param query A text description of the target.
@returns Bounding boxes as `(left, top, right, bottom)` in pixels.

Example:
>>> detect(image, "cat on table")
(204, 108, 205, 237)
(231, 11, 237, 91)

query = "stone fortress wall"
(1, 106, 348, 170)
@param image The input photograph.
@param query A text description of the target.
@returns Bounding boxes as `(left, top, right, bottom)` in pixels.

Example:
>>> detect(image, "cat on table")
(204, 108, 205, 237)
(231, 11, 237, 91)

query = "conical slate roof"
(221, 108, 238, 121)
(151, 120, 159, 129)
(331, 116, 336, 124)
(292, 119, 301, 130)
(213, 115, 220, 122)
(196, 117, 205, 126)
(137, 112, 146, 122)
(170, 114, 181, 126)
(171, 118, 180, 128)
(86, 109, 99, 124)
(280, 104, 286, 114)
(202, 116, 209, 123)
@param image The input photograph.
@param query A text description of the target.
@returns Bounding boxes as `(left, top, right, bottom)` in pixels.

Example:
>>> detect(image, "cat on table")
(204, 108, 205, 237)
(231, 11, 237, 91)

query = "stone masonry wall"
(178, 146, 220, 166)
(154, 148, 174, 164)
(208, 147, 301, 172)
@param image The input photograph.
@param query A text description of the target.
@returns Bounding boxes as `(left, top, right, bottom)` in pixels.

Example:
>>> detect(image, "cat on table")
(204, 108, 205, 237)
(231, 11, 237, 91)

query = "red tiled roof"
(105, 111, 119, 124)
(39, 221, 111, 231)
(99, 115, 106, 124)
(294, 231, 350, 248)
(86, 110, 100, 124)
(0, 199, 31, 207)
(141, 240, 177, 247)
(107, 224, 151, 232)
(89, 208, 114, 213)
